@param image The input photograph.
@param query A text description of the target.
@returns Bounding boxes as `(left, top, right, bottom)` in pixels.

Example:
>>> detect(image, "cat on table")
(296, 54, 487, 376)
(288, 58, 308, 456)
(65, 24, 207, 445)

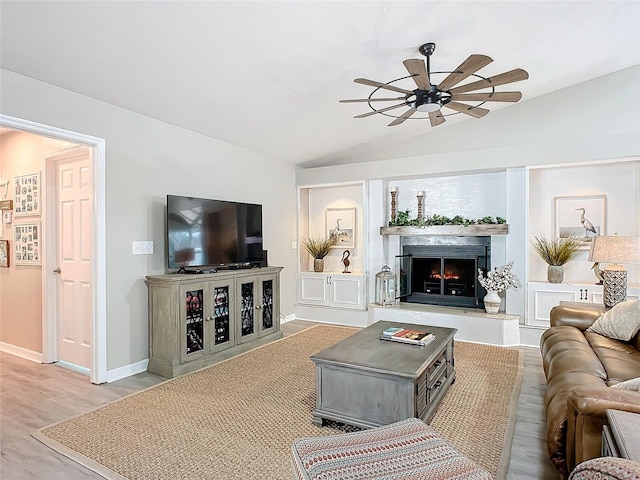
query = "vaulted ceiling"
(1, 1, 639, 167)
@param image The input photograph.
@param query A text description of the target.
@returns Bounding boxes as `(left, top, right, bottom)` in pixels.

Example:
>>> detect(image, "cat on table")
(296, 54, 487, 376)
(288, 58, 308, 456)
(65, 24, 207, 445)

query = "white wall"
(1, 69, 298, 371)
(295, 67, 640, 325)
(303, 184, 364, 273)
(528, 161, 640, 284)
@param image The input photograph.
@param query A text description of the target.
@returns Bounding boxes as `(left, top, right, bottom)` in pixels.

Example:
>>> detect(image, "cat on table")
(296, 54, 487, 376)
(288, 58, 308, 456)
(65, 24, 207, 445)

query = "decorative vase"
(483, 290, 501, 314)
(547, 265, 563, 284)
(313, 258, 324, 273)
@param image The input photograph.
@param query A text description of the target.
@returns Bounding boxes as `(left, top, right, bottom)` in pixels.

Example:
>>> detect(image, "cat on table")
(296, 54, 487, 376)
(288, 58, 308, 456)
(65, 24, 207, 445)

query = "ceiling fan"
(340, 42, 529, 127)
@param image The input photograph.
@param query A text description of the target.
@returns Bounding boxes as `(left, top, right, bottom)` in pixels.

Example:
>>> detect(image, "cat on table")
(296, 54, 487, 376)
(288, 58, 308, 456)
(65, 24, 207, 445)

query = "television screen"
(166, 195, 263, 269)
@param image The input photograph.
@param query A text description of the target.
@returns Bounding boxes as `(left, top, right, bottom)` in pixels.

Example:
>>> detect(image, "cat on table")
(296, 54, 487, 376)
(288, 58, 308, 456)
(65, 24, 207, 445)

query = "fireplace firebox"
(400, 239, 490, 308)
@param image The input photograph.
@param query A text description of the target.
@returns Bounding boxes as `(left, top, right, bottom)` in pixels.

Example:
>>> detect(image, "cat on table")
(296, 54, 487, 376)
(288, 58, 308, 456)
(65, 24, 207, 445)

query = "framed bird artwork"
(554, 195, 607, 249)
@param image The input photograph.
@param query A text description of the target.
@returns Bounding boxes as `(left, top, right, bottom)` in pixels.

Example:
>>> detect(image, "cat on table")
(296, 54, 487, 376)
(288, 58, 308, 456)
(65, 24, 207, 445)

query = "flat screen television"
(166, 195, 263, 270)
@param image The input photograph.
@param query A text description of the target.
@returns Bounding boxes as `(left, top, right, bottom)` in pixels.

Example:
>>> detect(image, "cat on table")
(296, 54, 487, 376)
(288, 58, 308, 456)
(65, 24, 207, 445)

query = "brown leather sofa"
(540, 303, 640, 478)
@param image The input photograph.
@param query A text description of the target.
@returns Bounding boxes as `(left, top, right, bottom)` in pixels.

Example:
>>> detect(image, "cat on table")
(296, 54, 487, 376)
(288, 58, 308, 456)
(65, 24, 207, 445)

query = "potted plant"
(302, 236, 336, 272)
(531, 235, 581, 283)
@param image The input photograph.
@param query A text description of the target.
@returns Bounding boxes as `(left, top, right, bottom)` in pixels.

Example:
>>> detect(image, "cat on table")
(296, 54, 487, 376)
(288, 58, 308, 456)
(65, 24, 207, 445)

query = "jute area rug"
(33, 325, 523, 480)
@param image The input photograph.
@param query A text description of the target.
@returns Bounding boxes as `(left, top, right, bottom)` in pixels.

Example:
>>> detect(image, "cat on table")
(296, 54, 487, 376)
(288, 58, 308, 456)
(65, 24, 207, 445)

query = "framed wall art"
(14, 222, 41, 266)
(0, 240, 8, 267)
(326, 207, 356, 249)
(14, 172, 41, 216)
(554, 195, 607, 249)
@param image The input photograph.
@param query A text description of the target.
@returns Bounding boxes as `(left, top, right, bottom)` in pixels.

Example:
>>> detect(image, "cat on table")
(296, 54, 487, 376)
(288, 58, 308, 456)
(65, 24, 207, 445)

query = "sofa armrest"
(568, 386, 640, 415)
(550, 305, 605, 330)
(565, 386, 640, 472)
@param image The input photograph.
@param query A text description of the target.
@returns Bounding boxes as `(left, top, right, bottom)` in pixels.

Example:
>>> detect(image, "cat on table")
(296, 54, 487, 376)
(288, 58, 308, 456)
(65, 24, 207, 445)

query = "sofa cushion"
(611, 377, 640, 392)
(587, 300, 640, 341)
(542, 326, 607, 382)
(586, 332, 640, 384)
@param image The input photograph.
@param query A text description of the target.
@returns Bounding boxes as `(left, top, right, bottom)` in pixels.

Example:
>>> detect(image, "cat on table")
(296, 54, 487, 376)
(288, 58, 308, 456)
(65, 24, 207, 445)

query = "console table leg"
(312, 415, 325, 427)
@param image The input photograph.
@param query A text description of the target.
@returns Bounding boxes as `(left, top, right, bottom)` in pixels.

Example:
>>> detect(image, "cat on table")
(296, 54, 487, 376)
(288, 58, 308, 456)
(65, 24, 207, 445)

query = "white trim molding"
(0, 342, 43, 363)
(0, 114, 107, 384)
(106, 359, 149, 383)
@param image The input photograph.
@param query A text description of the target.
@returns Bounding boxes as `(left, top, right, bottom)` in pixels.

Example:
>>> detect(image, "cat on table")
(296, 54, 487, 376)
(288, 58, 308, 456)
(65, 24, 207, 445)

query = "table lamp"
(588, 235, 640, 307)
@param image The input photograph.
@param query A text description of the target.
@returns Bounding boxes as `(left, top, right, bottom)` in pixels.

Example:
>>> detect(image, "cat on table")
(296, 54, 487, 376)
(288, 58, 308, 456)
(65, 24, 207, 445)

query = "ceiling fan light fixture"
(415, 101, 441, 113)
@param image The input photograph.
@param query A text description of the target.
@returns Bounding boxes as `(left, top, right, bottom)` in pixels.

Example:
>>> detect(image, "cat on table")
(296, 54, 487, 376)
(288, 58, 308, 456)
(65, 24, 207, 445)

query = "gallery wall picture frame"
(14, 222, 41, 266)
(14, 172, 41, 217)
(554, 195, 607, 249)
(0, 240, 9, 267)
(326, 207, 356, 249)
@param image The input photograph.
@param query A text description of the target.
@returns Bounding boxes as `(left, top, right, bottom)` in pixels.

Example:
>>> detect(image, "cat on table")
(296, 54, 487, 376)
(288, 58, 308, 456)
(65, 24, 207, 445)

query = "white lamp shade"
(588, 236, 640, 265)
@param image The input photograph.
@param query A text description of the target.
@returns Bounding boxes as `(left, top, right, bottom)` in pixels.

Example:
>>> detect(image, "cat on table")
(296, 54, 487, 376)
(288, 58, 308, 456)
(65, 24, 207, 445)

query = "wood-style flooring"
(0, 320, 558, 479)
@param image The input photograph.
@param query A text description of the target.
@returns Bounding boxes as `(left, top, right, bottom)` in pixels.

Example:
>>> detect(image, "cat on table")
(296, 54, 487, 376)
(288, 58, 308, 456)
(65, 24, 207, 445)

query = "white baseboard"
(106, 359, 149, 383)
(0, 342, 43, 363)
(280, 313, 296, 324)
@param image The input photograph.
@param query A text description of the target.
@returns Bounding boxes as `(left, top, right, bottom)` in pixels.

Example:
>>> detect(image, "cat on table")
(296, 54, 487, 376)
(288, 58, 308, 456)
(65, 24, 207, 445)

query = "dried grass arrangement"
(301, 236, 336, 259)
(531, 235, 581, 266)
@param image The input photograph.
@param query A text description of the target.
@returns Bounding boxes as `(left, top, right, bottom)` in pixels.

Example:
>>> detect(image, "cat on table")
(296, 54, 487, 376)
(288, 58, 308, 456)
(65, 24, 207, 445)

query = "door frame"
(0, 114, 107, 384)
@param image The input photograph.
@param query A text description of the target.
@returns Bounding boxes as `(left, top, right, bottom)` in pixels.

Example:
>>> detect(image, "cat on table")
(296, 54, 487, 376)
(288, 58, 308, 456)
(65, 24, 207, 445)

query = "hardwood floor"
(1, 320, 558, 479)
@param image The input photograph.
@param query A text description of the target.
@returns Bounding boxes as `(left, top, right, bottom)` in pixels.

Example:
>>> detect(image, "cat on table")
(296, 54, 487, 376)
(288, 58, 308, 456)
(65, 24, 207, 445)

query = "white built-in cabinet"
(298, 272, 365, 310)
(296, 182, 368, 319)
(526, 281, 640, 327)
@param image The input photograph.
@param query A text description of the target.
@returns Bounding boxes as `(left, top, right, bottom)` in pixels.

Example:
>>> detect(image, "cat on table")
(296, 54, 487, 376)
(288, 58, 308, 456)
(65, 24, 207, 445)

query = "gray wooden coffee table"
(311, 320, 457, 429)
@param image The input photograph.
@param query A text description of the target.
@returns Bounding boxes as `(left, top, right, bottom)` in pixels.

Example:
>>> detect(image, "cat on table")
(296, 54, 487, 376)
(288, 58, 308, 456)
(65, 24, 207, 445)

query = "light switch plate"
(132, 241, 154, 255)
(3, 212, 11, 224)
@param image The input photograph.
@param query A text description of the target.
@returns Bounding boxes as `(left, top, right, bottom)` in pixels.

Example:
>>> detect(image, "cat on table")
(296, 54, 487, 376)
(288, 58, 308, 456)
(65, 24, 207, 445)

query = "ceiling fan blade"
(444, 101, 490, 118)
(388, 108, 417, 126)
(449, 69, 529, 94)
(354, 102, 408, 118)
(354, 78, 414, 95)
(437, 55, 493, 91)
(429, 111, 445, 127)
(403, 59, 430, 90)
(339, 97, 406, 103)
(451, 92, 522, 102)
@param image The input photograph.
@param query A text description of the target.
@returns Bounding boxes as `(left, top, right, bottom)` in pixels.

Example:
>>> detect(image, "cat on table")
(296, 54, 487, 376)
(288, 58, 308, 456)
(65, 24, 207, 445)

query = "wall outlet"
(291, 241, 297, 250)
(132, 241, 154, 255)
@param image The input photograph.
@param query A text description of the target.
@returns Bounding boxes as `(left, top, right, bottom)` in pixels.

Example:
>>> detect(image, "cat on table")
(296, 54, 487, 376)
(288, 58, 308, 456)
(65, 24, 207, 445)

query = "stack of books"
(380, 327, 434, 346)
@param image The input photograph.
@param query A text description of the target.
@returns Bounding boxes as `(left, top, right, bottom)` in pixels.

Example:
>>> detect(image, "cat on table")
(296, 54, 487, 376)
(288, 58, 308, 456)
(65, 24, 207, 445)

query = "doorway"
(0, 114, 107, 383)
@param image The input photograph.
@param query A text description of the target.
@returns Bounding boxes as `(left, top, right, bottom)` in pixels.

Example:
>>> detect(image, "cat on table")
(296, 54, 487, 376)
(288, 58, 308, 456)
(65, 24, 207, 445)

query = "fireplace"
(400, 237, 490, 308)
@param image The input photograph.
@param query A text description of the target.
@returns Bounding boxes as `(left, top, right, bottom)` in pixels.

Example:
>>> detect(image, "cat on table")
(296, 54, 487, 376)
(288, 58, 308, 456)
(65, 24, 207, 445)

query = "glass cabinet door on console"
(209, 279, 236, 354)
(237, 277, 258, 344)
(180, 284, 208, 362)
(259, 274, 279, 337)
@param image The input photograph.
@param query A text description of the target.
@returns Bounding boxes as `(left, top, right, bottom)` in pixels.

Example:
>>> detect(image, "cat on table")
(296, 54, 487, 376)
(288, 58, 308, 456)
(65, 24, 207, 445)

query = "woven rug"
(33, 325, 523, 480)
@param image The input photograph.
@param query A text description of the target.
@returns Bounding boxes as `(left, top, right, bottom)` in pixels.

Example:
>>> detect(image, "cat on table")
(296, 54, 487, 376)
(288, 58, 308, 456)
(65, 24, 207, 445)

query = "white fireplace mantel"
(380, 224, 509, 236)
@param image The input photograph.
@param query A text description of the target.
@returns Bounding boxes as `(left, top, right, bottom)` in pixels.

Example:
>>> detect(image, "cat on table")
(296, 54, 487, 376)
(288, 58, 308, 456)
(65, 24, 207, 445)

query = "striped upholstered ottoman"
(291, 418, 491, 480)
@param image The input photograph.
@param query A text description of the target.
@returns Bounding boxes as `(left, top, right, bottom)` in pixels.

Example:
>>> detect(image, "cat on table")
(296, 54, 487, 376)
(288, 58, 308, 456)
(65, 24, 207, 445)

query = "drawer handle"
(434, 360, 442, 367)
(434, 381, 442, 389)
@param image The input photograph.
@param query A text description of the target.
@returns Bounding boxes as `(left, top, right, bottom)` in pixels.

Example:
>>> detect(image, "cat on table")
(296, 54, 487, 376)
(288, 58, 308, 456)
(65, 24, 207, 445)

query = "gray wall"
(0, 69, 298, 371)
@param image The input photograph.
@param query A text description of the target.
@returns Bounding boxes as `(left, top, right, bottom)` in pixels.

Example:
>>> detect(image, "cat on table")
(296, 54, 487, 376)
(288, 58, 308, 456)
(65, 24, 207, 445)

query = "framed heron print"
(325, 207, 356, 249)
(554, 195, 607, 249)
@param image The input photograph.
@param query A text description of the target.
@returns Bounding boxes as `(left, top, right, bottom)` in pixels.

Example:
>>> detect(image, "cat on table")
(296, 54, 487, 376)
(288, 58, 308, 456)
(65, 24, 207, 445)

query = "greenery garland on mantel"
(388, 210, 507, 227)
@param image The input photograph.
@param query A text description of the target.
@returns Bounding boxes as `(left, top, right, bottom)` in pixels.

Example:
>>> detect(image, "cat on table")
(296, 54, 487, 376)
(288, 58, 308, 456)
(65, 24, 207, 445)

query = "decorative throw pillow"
(611, 377, 640, 392)
(586, 299, 640, 341)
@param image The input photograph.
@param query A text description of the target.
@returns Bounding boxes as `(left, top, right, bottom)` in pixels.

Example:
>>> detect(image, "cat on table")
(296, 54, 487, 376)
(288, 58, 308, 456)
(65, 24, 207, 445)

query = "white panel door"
(56, 150, 92, 368)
